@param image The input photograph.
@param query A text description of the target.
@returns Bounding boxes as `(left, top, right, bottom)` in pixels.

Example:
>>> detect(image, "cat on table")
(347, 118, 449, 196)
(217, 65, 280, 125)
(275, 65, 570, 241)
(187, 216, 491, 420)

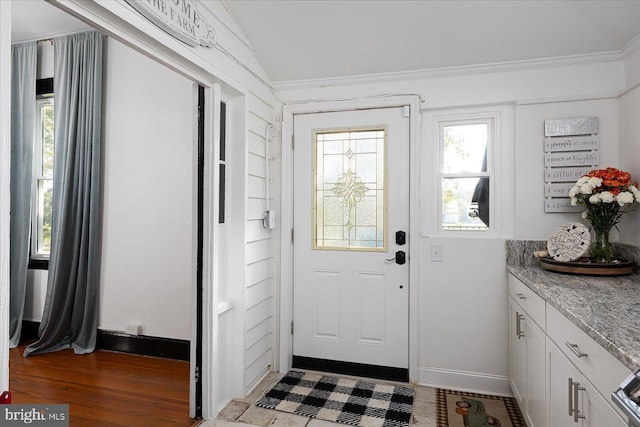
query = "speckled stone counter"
(506, 240, 640, 372)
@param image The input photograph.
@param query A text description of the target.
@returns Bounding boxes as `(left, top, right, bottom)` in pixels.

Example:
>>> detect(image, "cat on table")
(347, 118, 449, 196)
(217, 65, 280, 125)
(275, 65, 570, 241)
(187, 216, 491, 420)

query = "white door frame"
(0, 0, 250, 418)
(0, 0, 12, 392)
(278, 96, 421, 382)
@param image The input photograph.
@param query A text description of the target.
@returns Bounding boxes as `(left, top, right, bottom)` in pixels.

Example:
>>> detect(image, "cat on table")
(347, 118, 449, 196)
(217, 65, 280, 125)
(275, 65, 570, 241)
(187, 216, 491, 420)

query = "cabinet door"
(509, 297, 527, 407)
(548, 337, 585, 427)
(584, 375, 627, 427)
(547, 338, 626, 427)
(525, 312, 547, 427)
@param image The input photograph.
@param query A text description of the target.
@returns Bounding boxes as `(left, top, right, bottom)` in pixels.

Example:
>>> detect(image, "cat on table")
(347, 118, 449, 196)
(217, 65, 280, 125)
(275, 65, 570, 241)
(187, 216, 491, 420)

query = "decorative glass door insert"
(312, 127, 387, 251)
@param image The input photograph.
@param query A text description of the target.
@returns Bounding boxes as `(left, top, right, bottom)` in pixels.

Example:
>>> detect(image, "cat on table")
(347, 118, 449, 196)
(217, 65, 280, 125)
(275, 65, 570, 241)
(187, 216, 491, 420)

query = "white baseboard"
(418, 366, 512, 397)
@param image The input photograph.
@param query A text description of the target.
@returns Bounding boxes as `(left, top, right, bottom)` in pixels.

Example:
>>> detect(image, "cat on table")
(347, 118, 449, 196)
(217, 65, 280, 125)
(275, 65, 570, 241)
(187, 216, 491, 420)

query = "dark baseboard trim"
(21, 321, 189, 361)
(292, 355, 409, 383)
(97, 331, 189, 361)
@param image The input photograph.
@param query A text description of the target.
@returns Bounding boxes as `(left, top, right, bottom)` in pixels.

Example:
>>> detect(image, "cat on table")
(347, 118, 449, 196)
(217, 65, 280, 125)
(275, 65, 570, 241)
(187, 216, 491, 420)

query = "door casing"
(278, 97, 422, 382)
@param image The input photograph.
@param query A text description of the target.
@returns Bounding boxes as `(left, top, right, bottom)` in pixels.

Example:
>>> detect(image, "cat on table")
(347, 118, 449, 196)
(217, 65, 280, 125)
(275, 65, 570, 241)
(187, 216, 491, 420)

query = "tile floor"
(198, 371, 438, 427)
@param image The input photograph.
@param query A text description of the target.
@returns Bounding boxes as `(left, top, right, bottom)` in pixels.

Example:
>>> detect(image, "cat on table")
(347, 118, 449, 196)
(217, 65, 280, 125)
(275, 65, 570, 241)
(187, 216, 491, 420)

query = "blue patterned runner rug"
(256, 370, 414, 427)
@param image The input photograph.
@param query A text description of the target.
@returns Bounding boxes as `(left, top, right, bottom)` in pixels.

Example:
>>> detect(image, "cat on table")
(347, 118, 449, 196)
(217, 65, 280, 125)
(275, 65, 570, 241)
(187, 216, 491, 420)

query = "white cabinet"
(509, 276, 547, 427)
(508, 273, 631, 427)
(547, 337, 626, 427)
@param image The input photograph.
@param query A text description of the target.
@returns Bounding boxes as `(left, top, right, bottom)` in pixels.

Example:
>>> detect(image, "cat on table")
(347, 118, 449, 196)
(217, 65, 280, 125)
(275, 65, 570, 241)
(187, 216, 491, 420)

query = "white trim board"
(0, 0, 12, 392)
(418, 366, 512, 397)
(278, 95, 421, 382)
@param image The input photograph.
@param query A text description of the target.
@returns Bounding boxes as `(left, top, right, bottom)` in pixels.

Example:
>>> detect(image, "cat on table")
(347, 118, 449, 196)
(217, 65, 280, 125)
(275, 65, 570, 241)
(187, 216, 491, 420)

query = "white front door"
(292, 107, 410, 376)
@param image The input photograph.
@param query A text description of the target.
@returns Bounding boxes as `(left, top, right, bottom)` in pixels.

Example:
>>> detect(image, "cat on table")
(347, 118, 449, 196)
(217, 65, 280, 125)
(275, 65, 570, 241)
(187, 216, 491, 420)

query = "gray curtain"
(25, 31, 103, 356)
(9, 42, 37, 348)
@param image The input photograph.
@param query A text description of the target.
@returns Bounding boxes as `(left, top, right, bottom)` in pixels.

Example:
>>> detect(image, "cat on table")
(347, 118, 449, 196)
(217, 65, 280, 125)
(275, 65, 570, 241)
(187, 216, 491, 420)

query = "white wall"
(514, 99, 619, 240)
(24, 38, 195, 341)
(100, 38, 194, 340)
(276, 57, 629, 394)
(618, 39, 640, 244)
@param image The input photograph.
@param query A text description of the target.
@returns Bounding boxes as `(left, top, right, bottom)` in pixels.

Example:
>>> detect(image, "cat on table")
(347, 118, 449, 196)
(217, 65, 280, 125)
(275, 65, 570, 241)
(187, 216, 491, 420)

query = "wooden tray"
(539, 257, 635, 276)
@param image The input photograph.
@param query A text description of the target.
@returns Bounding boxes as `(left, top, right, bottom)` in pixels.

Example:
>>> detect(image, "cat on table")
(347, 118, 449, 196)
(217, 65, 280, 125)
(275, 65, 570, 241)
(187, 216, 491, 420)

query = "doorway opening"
(9, 1, 208, 423)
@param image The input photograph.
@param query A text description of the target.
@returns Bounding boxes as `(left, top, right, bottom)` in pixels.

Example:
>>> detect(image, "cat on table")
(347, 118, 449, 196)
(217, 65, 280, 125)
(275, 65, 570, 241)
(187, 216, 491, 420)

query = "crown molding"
(272, 51, 624, 92)
(622, 33, 640, 58)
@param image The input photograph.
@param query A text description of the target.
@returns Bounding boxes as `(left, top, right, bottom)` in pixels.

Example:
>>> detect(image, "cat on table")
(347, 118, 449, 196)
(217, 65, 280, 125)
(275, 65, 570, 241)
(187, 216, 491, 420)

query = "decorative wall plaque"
(543, 117, 599, 213)
(544, 166, 593, 183)
(544, 135, 599, 152)
(125, 0, 216, 47)
(544, 151, 599, 167)
(544, 117, 599, 137)
(547, 222, 590, 261)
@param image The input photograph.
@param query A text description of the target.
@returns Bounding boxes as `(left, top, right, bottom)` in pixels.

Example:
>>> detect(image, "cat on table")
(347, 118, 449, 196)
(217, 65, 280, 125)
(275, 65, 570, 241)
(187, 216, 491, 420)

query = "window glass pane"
(219, 101, 226, 162)
(314, 129, 386, 251)
(442, 177, 489, 230)
(41, 103, 54, 176)
(38, 179, 53, 254)
(443, 123, 488, 173)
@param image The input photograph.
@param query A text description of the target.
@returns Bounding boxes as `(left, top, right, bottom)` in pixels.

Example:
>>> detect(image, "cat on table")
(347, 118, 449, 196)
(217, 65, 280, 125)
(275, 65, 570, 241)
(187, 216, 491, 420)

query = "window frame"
(435, 113, 498, 236)
(30, 83, 54, 265)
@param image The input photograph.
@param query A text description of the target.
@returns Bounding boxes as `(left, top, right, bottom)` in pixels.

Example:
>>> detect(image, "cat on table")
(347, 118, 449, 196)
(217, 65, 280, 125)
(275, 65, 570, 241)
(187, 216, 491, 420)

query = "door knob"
(386, 251, 406, 265)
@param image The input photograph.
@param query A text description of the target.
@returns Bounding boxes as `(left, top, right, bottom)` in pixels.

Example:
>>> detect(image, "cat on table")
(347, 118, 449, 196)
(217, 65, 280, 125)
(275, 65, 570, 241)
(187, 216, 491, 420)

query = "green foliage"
(42, 104, 55, 176)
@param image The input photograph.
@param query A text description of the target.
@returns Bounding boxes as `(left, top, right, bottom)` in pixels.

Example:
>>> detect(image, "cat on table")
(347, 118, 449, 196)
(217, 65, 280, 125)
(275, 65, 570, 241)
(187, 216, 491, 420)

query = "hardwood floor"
(10, 343, 200, 426)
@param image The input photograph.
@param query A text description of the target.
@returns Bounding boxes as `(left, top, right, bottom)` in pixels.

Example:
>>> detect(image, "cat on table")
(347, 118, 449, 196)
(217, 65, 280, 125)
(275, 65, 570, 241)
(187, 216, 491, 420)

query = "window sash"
(437, 118, 495, 232)
(31, 97, 54, 259)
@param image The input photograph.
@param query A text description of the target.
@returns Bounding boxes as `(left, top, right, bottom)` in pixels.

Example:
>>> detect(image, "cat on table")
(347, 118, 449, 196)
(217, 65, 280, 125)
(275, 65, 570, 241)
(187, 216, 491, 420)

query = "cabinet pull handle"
(568, 377, 574, 417)
(565, 342, 588, 358)
(516, 312, 525, 339)
(573, 381, 586, 423)
(515, 293, 526, 300)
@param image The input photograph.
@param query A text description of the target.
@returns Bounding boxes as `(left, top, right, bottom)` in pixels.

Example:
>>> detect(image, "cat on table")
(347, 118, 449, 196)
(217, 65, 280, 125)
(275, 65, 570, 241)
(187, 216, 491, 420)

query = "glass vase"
(591, 227, 613, 263)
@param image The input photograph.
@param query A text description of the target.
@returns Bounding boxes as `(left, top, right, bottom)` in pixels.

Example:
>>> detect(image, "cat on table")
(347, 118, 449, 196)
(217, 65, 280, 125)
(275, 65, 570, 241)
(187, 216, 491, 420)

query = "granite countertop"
(507, 264, 640, 372)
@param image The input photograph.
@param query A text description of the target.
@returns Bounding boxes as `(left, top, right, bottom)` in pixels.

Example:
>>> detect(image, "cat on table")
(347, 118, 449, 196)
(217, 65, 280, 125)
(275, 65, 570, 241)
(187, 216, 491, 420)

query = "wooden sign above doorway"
(125, 0, 216, 47)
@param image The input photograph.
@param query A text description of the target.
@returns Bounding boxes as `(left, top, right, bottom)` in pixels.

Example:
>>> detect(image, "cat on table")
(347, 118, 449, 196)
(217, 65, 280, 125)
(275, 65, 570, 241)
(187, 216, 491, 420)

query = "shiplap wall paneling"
(244, 91, 276, 392)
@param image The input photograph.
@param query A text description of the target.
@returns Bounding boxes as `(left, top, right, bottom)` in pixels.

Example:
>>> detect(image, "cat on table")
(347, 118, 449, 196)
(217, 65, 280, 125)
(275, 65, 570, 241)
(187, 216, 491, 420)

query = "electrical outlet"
(125, 322, 142, 336)
(430, 243, 444, 262)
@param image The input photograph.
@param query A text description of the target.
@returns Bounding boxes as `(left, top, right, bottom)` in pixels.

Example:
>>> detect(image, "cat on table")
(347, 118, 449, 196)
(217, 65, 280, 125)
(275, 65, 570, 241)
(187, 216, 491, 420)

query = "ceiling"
(11, 0, 90, 43)
(224, 0, 640, 83)
(10, 1, 640, 84)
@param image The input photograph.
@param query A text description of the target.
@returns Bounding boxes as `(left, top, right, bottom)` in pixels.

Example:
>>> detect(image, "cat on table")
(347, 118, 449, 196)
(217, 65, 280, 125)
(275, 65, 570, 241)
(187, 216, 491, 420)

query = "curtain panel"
(25, 31, 103, 356)
(9, 41, 37, 348)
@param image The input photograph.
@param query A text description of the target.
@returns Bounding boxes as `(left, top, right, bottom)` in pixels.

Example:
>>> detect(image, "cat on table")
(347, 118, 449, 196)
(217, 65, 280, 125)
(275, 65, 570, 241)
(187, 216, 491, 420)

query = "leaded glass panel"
(313, 128, 387, 251)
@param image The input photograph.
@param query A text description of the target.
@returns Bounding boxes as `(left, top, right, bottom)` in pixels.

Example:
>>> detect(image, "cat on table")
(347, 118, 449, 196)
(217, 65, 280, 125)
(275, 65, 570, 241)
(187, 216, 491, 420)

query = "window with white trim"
(438, 117, 494, 231)
(32, 95, 54, 258)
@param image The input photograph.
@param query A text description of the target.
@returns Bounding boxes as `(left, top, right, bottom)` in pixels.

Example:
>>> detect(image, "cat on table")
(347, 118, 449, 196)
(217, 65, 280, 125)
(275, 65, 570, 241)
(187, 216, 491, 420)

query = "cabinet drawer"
(508, 274, 545, 328)
(547, 304, 632, 401)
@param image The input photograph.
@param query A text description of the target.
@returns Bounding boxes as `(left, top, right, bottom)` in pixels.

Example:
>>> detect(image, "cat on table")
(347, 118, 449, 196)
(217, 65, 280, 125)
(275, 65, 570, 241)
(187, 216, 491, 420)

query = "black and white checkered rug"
(256, 371, 414, 427)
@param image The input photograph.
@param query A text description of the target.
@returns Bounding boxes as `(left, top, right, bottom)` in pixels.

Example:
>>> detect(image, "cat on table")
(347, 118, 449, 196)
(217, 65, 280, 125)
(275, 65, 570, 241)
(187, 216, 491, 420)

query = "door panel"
(293, 107, 410, 370)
